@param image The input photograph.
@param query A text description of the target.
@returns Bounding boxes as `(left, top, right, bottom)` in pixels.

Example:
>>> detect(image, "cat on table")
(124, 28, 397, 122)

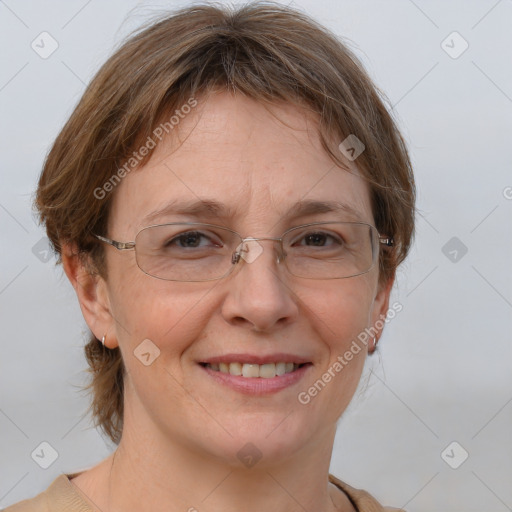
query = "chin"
(198, 413, 318, 470)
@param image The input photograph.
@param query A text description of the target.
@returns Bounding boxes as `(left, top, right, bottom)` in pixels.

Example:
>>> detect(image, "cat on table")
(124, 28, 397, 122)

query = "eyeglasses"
(94, 221, 393, 282)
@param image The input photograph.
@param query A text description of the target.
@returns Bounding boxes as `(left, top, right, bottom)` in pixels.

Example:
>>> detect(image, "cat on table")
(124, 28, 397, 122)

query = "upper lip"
(199, 353, 312, 365)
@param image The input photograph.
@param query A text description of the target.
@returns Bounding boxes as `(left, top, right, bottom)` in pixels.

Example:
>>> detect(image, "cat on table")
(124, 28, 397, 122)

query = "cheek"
(108, 279, 216, 412)
(302, 275, 374, 390)
(303, 277, 375, 350)
(296, 278, 375, 409)
(106, 258, 214, 362)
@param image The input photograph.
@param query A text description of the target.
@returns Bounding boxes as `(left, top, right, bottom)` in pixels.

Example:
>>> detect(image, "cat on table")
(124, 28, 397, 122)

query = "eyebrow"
(286, 200, 365, 221)
(143, 199, 236, 224)
(142, 198, 365, 225)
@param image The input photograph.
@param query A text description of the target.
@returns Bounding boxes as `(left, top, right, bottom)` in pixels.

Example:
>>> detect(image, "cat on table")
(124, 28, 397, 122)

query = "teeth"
(276, 362, 286, 376)
(242, 364, 260, 378)
(229, 362, 242, 376)
(205, 362, 301, 378)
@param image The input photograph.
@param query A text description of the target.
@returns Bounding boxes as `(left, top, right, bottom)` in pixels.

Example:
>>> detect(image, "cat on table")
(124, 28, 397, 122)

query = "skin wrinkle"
(30, 7, 417, 508)
(65, 92, 392, 512)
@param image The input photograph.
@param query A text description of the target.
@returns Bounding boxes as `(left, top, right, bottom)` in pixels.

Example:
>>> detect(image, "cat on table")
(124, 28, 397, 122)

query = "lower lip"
(200, 364, 312, 395)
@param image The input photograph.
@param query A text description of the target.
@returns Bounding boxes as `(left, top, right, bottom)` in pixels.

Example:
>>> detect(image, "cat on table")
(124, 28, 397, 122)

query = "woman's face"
(95, 92, 392, 466)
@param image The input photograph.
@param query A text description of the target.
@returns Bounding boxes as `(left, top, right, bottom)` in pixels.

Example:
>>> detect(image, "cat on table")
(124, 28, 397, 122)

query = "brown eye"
(163, 230, 223, 250)
(173, 232, 207, 248)
(295, 231, 341, 247)
(304, 233, 330, 246)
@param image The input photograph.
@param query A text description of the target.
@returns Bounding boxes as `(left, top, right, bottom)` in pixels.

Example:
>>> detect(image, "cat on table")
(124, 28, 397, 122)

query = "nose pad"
(276, 245, 287, 264)
(234, 239, 263, 264)
(232, 239, 287, 266)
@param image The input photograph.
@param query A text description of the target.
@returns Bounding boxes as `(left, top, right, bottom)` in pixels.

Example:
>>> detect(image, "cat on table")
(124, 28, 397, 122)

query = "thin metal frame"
(94, 221, 394, 281)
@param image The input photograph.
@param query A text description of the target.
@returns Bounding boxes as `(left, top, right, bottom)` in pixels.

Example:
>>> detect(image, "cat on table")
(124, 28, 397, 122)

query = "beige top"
(3, 472, 405, 512)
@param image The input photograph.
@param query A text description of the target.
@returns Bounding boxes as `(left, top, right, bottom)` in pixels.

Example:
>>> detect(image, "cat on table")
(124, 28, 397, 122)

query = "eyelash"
(168, 230, 342, 248)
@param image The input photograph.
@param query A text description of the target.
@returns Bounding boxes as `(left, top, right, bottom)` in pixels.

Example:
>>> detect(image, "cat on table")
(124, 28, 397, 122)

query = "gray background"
(1, 1, 511, 511)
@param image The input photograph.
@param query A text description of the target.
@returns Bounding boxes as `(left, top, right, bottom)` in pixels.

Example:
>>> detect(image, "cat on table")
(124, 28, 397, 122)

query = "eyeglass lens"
(133, 222, 378, 281)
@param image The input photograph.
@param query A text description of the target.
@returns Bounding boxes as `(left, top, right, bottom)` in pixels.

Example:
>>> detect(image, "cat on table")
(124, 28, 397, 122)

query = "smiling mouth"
(199, 362, 310, 379)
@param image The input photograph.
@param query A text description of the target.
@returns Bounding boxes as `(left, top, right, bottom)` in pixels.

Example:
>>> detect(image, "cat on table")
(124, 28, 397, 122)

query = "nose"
(220, 239, 298, 333)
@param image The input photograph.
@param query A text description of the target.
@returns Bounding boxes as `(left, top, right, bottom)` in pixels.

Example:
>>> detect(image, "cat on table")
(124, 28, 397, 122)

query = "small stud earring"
(101, 334, 106, 347)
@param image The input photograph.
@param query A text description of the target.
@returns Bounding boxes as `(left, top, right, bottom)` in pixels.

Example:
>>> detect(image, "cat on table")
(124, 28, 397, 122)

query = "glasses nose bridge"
(242, 235, 282, 243)
(232, 235, 286, 266)
(241, 236, 285, 253)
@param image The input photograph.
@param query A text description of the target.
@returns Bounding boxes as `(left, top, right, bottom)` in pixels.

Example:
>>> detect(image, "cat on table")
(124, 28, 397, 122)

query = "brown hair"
(35, 1, 415, 445)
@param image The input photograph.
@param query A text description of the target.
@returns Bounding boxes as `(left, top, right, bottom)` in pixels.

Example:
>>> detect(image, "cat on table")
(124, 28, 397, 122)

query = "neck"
(103, 432, 345, 512)
(72, 387, 355, 512)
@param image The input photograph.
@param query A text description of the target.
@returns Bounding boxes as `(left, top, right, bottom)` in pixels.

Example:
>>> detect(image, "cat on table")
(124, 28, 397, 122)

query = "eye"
(303, 232, 335, 246)
(166, 231, 222, 249)
(294, 231, 342, 247)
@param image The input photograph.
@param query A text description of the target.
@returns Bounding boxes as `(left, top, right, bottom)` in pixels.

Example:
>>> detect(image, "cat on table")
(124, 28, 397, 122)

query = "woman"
(5, 2, 415, 511)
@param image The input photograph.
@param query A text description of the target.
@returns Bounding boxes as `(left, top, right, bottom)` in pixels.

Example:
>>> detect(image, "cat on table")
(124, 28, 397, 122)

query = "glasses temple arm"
(379, 236, 394, 247)
(95, 234, 135, 251)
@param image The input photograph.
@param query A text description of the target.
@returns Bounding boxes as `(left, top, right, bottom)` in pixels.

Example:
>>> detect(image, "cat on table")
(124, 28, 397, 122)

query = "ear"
(368, 272, 395, 354)
(61, 243, 118, 349)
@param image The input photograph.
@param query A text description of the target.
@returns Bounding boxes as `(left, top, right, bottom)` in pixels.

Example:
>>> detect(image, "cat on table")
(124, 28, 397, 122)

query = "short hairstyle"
(35, 1, 415, 445)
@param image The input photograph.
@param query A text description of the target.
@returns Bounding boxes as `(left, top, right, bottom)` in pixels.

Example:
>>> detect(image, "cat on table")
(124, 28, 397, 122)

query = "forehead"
(109, 92, 373, 235)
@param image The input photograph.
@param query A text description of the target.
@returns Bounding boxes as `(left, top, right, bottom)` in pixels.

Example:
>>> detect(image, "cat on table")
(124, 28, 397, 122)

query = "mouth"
(199, 361, 308, 378)
(197, 356, 313, 395)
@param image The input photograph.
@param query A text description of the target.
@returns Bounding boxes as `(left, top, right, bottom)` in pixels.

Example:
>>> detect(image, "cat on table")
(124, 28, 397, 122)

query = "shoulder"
(329, 473, 406, 512)
(2, 473, 92, 512)
(2, 496, 47, 512)
(2, 487, 49, 512)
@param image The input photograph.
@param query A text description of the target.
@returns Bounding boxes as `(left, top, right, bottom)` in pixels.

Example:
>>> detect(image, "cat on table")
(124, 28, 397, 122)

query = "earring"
(101, 334, 106, 347)
(371, 336, 378, 353)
